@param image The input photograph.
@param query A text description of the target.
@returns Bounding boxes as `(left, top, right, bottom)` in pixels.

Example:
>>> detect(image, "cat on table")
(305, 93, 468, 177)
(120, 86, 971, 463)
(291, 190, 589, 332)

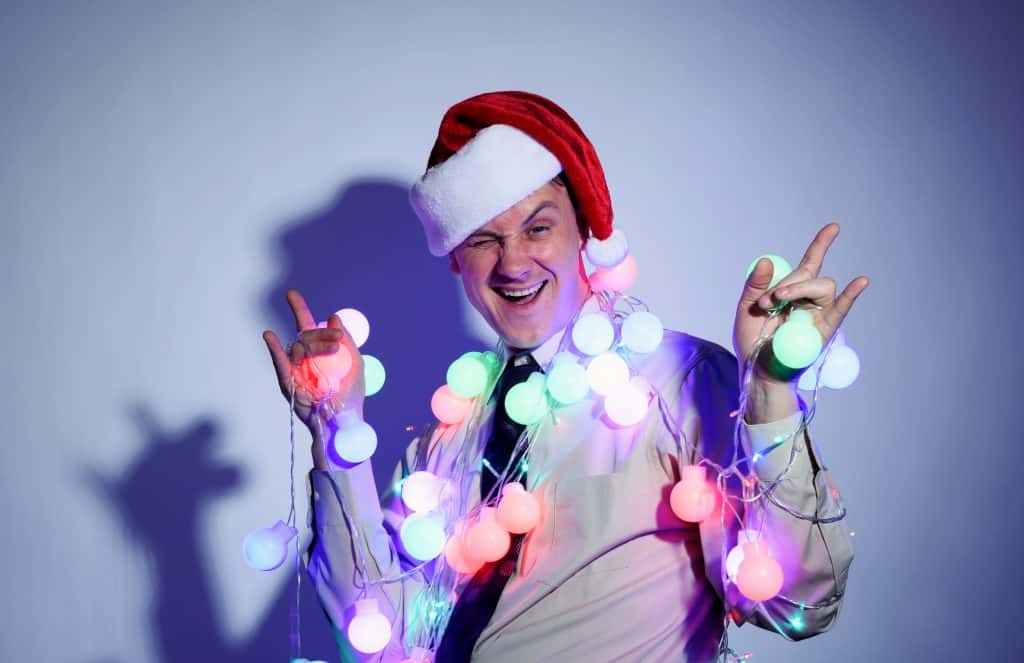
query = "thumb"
(739, 257, 774, 305)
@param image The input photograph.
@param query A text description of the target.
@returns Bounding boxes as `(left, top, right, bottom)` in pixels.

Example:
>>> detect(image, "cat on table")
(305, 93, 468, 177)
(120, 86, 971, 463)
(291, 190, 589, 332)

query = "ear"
(448, 253, 461, 275)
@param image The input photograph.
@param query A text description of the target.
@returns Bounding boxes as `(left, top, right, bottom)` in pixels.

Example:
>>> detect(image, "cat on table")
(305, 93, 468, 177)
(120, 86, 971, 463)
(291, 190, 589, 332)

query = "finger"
(286, 289, 317, 332)
(262, 330, 292, 388)
(823, 276, 870, 329)
(298, 327, 346, 344)
(738, 257, 775, 307)
(327, 312, 361, 356)
(796, 223, 840, 278)
(327, 313, 365, 386)
(771, 277, 837, 308)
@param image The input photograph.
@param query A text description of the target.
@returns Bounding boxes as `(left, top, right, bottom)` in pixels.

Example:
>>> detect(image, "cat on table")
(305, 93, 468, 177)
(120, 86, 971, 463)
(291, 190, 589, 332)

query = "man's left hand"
(733, 223, 870, 422)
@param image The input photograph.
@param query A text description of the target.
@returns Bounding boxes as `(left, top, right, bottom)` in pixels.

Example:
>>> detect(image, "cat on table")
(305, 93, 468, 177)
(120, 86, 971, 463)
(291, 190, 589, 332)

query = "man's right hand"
(263, 289, 366, 469)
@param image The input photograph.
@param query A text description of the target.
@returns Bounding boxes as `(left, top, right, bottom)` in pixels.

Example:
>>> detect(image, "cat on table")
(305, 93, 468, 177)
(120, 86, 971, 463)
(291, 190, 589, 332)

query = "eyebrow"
(466, 201, 559, 240)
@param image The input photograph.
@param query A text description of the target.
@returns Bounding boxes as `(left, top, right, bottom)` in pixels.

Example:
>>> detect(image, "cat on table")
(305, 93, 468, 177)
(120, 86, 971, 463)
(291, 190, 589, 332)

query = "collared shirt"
(307, 302, 854, 662)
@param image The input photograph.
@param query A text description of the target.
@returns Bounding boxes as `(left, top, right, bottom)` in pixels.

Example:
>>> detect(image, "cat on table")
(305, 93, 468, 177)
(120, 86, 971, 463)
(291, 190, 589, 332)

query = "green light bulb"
(447, 352, 489, 398)
(772, 320, 822, 369)
(746, 254, 793, 289)
(504, 373, 549, 425)
(362, 354, 386, 397)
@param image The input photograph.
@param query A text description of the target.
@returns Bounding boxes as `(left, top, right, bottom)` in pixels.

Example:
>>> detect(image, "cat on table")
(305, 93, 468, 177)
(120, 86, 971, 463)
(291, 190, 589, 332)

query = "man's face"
(449, 180, 590, 350)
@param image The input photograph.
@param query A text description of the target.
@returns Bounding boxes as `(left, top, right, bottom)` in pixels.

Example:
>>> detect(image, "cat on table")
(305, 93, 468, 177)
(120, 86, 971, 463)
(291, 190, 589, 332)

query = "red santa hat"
(410, 91, 628, 267)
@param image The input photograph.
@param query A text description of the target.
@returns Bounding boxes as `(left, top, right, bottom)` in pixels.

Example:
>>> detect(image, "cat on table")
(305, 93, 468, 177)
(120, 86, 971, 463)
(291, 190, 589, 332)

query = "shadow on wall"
(83, 405, 340, 663)
(264, 178, 479, 492)
(82, 179, 476, 663)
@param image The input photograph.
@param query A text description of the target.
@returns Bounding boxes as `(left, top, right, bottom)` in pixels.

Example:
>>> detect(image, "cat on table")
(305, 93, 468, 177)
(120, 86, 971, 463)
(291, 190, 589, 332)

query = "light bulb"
(333, 416, 378, 464)
(431, 385, 474, 425)
(446, 352, 490, 398)
(464, 507, 511, 562)
(604, 377, 649, 427)
(304, 347, 353, 394)
(401, 471, 442, 512)
(746, 254, 793, 289)
(669, 466, 715, 523)
(736, 542, 784, 602)
(545, 354, 589, 405)
(772, 317, 822, 370)
(820, 344, 860, 389)
(335, 308, 370, 348)
(243, 520, 297, 571)
(495, 482, 541, 533)
(444, 520, 484, 575)
(726, 529, 761, 580)
(585, 352, 630, 396)
(588, 253, 638, 292)
(362, 354, 386, 397)
(347, 598, 392, 653)
(621, 311, 664, 354)
(504, 373, 549, 426)
(571, 313, 614, 356)
(399, 512, 446, 561)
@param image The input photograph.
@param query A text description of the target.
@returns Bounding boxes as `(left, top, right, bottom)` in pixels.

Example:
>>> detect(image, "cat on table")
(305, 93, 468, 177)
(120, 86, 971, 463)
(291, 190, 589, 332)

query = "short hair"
(551, 171, 588, 239)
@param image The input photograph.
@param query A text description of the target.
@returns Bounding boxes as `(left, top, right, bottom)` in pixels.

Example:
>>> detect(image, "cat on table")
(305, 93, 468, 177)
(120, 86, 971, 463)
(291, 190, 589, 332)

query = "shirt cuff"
(743, 410, 806, 481)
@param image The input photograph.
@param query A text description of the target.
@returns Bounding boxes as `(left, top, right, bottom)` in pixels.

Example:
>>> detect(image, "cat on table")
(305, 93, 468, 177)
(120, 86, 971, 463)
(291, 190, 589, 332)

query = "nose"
(494, 238, 533, 281)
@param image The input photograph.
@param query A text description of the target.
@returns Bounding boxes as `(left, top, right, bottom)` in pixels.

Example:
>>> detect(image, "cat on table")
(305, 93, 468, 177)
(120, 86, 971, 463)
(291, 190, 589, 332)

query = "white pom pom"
(585, 228, 629, 268)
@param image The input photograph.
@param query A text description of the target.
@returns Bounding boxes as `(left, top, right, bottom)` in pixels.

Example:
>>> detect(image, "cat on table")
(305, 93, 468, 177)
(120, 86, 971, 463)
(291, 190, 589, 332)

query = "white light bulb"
(604, 378, 649, 426)
(571, 313, 614, 356)
(347, 598, 392, 653)
(242, 520, 297, 571)
(335, 308, 370, 348)
(401, 471, 442, 512)
(333, 416, 378, 464)
(586, 352, 630, 396)
(621, 311, 664, 354)
(820, 344, 860, 389)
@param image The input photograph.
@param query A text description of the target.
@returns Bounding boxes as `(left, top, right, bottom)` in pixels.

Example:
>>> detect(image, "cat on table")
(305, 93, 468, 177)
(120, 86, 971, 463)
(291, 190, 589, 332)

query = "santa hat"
(409, 91, 628, 267)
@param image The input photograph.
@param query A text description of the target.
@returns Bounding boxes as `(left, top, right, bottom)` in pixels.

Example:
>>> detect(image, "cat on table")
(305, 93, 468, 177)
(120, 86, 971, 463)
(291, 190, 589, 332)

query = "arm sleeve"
(683, 349, 855, 640)
(306, 436, 428, 661)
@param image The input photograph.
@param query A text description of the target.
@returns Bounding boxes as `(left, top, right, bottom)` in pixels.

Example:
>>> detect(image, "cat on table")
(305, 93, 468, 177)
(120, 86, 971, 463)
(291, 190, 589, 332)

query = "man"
(263, 91, 868, 662)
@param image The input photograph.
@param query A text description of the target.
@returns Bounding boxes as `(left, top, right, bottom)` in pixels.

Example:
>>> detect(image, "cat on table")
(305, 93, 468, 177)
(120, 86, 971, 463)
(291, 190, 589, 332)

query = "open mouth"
(492, 280, 548, 305)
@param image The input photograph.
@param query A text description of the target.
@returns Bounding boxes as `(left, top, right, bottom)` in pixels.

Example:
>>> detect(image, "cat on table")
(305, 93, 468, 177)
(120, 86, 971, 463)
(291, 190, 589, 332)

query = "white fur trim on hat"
(410, 125, 563, 256)
(585, 228, 629, 267)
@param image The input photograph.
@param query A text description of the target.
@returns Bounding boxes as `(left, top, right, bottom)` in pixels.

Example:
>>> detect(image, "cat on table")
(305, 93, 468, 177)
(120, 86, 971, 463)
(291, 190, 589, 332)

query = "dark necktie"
(436, 353, 541, 662)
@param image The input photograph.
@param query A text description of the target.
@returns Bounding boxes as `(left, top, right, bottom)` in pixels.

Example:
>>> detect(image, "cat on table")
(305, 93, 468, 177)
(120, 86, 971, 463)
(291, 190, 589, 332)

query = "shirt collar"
(501, 292, 603, 368)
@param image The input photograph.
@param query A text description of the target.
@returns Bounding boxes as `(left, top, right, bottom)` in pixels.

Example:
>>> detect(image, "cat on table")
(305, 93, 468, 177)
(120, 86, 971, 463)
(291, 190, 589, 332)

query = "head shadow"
(263, 178, 480, 489)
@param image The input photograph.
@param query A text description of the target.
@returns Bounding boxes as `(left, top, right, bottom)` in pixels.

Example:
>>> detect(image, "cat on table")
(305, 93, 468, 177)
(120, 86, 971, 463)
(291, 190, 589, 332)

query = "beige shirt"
(308, 311, 853, 662)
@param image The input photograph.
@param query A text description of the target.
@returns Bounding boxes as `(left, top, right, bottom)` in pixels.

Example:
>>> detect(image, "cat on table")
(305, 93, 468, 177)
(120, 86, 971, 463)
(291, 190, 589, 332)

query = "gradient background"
(3, 2, 1021, 661)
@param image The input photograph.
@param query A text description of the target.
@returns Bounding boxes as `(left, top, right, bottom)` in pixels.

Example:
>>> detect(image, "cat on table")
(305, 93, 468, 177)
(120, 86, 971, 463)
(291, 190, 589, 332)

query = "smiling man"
(264, 91, 867, 662)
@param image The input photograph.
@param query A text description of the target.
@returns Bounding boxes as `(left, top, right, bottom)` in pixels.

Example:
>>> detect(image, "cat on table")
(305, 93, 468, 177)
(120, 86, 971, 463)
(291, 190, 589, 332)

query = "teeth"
(499, 282, 543, 297)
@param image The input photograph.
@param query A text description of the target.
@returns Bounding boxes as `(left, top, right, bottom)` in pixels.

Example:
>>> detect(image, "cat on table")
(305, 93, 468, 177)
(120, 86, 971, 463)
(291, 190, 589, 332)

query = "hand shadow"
(82, 404, 338, 663)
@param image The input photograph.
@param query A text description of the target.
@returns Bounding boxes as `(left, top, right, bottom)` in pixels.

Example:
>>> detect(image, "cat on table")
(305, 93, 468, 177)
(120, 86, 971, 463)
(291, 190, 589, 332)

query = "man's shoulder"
(656, 329, 737, 374)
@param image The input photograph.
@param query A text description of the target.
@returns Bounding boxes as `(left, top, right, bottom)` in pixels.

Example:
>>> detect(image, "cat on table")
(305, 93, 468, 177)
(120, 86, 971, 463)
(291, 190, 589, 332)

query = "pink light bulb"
(347, 598, 392, 653)
(588, 254, 638, 292)
(430, 385, 474, 425)
(444, 522, 484, 575)
(303, 346, 353, 394)
(401, 471, 442, 512)
(669, 465, 716, 523)
(736, 542, 784, 602)
(495, 483, 541, 534)
(464, 507, 511, 562)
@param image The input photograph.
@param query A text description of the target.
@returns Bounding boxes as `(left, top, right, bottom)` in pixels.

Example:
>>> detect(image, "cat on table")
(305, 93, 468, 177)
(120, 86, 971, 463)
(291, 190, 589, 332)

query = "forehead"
(474, 180, 570, 234)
